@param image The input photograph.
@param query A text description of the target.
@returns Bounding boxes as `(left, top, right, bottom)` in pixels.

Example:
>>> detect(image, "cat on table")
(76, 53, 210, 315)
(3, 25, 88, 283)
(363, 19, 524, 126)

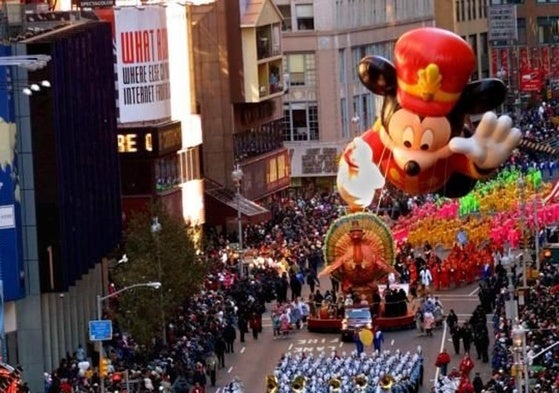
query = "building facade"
(0, 5, 204, 390)
(192, 0, 289, 230)
(8, 18, 122, 392)
(487, 0, 559, 112)
(275, 0, 503, 191)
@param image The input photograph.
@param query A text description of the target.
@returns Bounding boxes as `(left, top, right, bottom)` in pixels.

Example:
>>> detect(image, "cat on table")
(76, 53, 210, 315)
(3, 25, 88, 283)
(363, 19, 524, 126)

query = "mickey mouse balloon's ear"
(358, 55, 397, 96)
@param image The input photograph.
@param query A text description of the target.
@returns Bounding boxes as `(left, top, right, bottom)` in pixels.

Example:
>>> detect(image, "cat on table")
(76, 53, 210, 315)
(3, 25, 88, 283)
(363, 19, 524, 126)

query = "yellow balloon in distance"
(359, 328, 373, 346)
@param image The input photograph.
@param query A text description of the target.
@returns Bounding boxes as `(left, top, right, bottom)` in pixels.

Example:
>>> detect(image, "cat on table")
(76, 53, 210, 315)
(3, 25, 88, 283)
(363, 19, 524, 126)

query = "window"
(178, 146, 201, 184)
(155, 155, 180, 192)
(278, 5, 292, 31)
(351, 46, 367, 85)
(341, 98, 349, 139)
(282, 103, 319, 141)
(352, 93, 374, 134)
(537, 17, 559, 44)
(480, 32, 489, 77)
(537, 0, 559, 3)
(256, 24, 281, 60)
(517, 18, 527, 45)
(295, 4, 314, 31)
(490, 0, 522, 3)
(285, 53, 316, 87)
(469, 34, 478, 55)
(479, 0, 487, 18)
(339, 49, 346, 84)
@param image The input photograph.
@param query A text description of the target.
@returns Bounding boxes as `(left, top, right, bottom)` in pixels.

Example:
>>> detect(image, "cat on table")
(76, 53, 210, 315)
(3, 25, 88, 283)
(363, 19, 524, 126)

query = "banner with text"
(519, 46, 543, 92)
(115, 7, 171, 123)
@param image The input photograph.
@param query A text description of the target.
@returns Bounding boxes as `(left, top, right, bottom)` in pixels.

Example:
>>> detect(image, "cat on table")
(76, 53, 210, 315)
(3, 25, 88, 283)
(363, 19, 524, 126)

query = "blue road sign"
(89, 320, 113, 341)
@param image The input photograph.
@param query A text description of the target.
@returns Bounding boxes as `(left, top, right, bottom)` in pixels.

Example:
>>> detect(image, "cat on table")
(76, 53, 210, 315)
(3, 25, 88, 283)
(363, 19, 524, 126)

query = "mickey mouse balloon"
(337, 27, 521, 210)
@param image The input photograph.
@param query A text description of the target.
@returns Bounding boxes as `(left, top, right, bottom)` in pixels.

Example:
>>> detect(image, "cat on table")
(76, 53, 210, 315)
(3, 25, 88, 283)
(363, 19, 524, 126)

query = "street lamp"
(351, 115, 360, 137)
(504, 264, 518, 322)
(512, 324, 529, 393)
(0, 55, 51, 70)
(231, 164, 244, 279)
(533, 195, 541, 273)
(96, 281, 161, 393)
(150, 217, 166, 347)
(517, 175, 528, 288)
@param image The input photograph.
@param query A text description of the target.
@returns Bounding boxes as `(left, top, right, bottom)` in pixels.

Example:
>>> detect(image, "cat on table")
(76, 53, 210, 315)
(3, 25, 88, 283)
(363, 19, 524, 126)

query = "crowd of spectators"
(42, 98, 559, 393)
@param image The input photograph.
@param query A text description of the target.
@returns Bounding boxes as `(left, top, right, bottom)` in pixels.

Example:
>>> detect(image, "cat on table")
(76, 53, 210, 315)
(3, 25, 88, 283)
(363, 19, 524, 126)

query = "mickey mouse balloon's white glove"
(336, 137, 385, 209)
(448, 111, 522, 170)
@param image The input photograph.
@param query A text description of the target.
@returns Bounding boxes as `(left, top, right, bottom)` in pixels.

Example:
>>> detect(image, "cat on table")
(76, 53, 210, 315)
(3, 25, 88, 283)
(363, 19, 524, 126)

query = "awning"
(204, 179, 271, 225)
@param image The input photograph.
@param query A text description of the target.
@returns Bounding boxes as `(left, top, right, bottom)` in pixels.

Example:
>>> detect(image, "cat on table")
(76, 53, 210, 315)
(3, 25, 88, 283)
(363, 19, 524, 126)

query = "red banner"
(531, 47, 541, 69)
(519, 69, 543, 92)
(552, 46, 559, 79)
(500, 48, 509, 76)
(541, 47, 550, 79)
(518, 46, 542, 92)
(519, 47, 529, 73)
(490, 48, 499, 77)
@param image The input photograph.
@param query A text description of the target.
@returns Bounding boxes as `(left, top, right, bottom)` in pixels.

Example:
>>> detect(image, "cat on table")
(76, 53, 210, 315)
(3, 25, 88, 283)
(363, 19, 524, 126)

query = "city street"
(206, 280, 495, 393)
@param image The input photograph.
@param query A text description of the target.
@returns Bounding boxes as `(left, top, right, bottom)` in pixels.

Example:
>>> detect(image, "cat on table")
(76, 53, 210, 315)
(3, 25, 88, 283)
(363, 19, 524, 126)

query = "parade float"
(307, 211, 416, 333)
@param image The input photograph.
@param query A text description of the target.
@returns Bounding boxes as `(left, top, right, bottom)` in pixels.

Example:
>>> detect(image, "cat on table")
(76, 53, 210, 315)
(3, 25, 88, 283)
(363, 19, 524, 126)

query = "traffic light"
(99, 357, 110, 377)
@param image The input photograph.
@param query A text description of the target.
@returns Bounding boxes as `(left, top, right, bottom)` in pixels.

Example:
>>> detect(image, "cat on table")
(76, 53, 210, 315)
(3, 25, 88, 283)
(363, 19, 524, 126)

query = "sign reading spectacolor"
(488, 5, 518, 42)
(89, 320, 113, 341)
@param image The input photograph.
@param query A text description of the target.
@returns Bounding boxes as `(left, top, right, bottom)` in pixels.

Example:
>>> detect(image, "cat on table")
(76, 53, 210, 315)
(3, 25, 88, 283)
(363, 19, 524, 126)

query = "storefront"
(119, 120, 183, 222)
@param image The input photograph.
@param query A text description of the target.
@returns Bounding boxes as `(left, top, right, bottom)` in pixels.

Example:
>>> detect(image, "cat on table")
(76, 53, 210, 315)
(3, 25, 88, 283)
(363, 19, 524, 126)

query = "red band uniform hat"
(394, 27, 476, 117)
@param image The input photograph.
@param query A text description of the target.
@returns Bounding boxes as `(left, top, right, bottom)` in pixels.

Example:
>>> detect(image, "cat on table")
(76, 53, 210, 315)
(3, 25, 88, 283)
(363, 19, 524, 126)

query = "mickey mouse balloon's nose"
(404, 161, 420, 176)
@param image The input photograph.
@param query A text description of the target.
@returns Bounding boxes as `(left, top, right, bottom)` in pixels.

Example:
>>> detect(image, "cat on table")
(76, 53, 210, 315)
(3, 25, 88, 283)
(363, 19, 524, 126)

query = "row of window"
(493, 17, 559, 45)
(277, 0, 436, 32)
(282, 103, 319, 141)
(277, 4, 314, 32)
(491, 1, 559, 3)
(280, 35, 492, 142)
(456, 0, 488, 22)
(233, 122, 284, 161)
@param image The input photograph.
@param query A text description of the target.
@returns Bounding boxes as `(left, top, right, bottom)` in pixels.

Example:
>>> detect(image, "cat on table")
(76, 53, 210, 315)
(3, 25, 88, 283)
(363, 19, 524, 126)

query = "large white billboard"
(114, 7, 171, 123)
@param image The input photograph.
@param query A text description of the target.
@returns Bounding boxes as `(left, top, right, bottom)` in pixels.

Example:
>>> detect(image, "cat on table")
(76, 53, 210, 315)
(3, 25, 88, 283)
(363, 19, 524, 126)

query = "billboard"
(488, 5, 517, 42)
(114, 7, 171, 123)
(0, 46, 24, 301)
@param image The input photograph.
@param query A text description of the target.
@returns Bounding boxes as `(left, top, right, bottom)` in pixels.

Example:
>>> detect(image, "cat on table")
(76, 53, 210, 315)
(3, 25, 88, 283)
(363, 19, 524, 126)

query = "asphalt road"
(206, 280, 495, 393)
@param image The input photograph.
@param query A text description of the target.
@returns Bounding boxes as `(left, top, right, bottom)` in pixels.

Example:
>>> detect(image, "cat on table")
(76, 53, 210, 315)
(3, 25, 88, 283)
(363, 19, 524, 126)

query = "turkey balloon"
(337, 27, 522, 210)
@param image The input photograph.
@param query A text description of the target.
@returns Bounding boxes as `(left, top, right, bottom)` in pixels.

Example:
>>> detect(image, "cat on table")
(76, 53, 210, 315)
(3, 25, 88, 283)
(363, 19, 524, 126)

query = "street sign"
(488, 5, 518, 42)
(89, 320, 113, 341)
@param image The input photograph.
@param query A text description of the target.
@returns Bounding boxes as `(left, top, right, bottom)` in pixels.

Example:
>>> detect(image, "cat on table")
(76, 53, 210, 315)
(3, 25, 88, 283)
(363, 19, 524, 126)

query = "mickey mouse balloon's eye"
(420, 130, 434, 151)
(403, 127, 413, 148)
